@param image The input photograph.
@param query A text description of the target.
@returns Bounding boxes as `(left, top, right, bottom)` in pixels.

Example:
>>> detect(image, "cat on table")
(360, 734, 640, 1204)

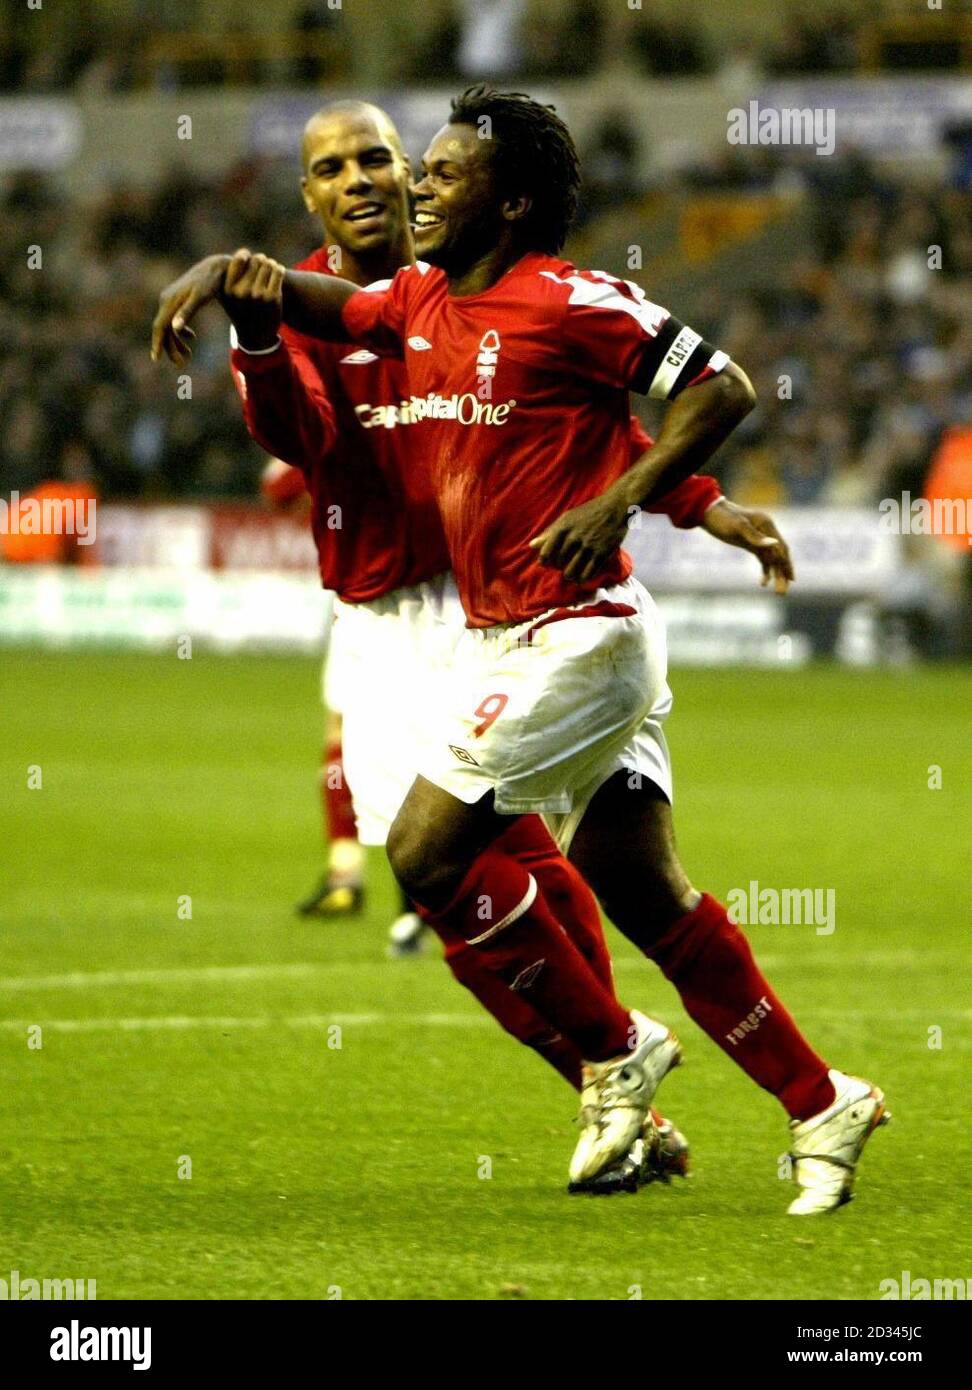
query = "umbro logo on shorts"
(407, 336, 432, 351)
(449, 745, 479, 765)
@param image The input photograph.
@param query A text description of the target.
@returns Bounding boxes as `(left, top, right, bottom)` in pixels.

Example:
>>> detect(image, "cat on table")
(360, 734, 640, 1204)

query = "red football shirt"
(342, 251, 727, 626)
(231, 247, 450, 602)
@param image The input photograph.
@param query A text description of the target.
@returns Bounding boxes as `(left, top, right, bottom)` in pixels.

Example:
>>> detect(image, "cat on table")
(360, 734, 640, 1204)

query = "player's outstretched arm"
(220, 249, 358, 350)
(281, 268, 358, 341)
(532, 363, 756, 583)
(151, 250, 359, 366)
(151, 253, 232, 366)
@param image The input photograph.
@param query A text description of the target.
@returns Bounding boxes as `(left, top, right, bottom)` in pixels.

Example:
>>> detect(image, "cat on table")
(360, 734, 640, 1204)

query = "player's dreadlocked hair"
(448, 84, 580, 254)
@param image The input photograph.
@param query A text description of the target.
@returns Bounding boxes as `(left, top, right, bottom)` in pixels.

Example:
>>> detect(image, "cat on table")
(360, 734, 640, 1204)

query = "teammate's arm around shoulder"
(281, 267, 359, 341)
(222, 249, 359, 347)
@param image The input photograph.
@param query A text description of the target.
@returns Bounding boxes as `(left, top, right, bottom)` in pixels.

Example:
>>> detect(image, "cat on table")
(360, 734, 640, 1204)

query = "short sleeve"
(542, 268, 729, 400)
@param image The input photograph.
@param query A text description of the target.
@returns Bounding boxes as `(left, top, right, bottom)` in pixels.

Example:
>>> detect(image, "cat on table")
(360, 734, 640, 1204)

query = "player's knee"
(386, 818, 455, 906)
(385, 818, 425, 896)
(644, 864, 696, 924)
(590, 857, 696, 941)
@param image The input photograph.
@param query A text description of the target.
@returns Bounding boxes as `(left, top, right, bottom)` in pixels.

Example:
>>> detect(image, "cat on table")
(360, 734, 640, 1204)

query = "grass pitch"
(1, 651, 969, 1300)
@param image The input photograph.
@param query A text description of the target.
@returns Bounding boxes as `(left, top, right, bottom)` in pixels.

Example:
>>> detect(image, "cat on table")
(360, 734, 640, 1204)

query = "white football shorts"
(325, 572, 462, 845)
(416, 577, 674, 852)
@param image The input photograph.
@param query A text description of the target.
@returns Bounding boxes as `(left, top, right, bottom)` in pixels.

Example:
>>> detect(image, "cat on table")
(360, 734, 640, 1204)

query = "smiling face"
(411, 122, 523, 275)
(300, 105, 411, 256)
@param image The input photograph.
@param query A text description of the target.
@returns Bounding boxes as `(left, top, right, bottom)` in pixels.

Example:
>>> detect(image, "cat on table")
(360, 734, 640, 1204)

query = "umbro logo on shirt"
(340, 349, 380, 364)
(407, 336, 432, 351)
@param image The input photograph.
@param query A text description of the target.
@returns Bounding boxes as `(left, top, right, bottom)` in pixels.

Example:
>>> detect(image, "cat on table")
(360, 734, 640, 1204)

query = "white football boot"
(568, 1010, 682, 1186)
(567, 1110, 691, 1195)
(787, 1069, 890, 1215)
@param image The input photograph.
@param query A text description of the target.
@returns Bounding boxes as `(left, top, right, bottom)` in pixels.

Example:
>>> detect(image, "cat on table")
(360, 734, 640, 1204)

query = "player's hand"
(530, 494, 631, 584)
(151, 253, 232, 366)
(220, 248, 285, 351)
(701, 498, 794, 595)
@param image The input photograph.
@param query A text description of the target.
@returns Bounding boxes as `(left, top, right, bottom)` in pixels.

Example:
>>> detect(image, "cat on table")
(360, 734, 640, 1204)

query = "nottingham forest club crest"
(476, 330, 501, 380)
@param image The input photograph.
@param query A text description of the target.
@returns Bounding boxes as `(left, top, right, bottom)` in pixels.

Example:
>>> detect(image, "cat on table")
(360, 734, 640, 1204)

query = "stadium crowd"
(2, 0, 969, 93)
(700, 164, 972, 510)
(0, 151, 968, 512)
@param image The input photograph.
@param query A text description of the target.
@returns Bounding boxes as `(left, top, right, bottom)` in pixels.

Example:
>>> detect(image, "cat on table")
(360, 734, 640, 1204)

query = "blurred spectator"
(415, 0, 604, 83)
(1, 0, 969, 91)
(577, 112, 644, 225)
(456, 0, 526, 79)
(765, 3, 860, 75)
(943, 119, 972, 192)
(290, 1, 344, 85)
(521, 0, 604, 79)
(418, 3, 464, 83)
(628, 13, 712, 77)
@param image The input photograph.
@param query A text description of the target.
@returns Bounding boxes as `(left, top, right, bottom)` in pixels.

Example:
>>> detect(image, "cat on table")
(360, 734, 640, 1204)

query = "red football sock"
(445, 939, 583, 1089)
(421, 846, 631, 1062)
(495, 816, 615, 994)
(321, 738, 357, 846)
(647, 893, 835, 1121)
(428, 818, 614, 1088)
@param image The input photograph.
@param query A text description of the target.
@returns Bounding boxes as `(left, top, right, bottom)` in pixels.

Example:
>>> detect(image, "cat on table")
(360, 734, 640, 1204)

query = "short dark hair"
(448, 84, 580, 254)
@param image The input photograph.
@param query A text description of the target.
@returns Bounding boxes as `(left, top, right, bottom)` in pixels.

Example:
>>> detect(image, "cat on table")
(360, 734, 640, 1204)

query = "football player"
(152, 93, 885, 1210)
(154, 100, 735, 1189)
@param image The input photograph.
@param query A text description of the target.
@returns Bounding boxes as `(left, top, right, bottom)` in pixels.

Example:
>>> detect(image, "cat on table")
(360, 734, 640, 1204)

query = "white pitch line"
(0, 963, 333, 992)
(0, 1013, 490, 1034)
(0, 1009, 968, 1036)
(0, 951, 960, 994)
